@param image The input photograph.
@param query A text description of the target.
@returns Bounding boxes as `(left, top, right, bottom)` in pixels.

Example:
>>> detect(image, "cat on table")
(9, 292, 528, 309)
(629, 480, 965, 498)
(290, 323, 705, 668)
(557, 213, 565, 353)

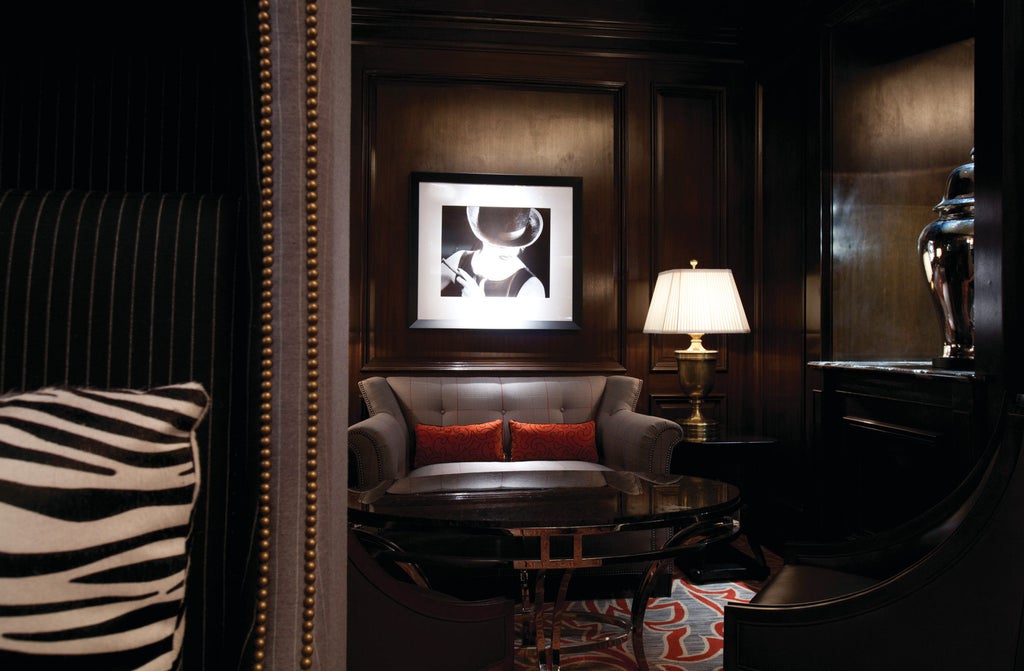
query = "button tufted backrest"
(379, 376, 644, 454)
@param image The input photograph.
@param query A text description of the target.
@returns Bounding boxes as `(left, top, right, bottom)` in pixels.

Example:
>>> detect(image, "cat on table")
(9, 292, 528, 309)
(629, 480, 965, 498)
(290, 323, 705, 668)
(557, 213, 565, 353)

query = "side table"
(671, 435, 780, 583)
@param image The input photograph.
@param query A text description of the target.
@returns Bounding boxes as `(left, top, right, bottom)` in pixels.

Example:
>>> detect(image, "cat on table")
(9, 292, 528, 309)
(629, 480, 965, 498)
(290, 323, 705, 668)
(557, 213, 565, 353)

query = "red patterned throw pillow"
(413, 419, 505, 468)
(509, 420, 599, 462)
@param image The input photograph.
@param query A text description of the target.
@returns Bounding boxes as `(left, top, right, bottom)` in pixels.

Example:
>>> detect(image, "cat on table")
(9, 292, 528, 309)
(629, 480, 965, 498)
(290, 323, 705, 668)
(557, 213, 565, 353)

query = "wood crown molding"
(352, 4, 743, 61)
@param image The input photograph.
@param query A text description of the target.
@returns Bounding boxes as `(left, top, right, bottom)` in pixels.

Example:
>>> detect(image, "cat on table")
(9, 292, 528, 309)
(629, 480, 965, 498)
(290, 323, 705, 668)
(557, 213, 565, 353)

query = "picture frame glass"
(410, 173, 581, 330)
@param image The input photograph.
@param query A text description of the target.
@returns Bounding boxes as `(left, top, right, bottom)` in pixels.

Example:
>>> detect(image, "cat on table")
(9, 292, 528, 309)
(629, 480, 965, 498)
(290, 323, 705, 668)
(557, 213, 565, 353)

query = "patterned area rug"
(514, 578, 757, 671)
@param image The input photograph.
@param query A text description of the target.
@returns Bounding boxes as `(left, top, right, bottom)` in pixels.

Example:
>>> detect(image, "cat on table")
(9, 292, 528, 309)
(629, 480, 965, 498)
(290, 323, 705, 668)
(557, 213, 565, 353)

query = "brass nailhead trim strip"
(254, 1, 274, 670)
(252, 4, 322, 669)
(301, 2, 321, 670)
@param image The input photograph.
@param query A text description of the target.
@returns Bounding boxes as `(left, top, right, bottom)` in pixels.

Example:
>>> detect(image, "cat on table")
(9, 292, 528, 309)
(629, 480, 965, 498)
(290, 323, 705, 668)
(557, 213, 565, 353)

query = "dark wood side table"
(671, 435, 780, 583)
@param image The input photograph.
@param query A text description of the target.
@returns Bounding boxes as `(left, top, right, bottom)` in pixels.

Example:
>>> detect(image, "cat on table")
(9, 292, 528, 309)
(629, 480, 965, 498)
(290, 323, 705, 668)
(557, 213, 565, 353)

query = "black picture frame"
(409, 172, 582, 330)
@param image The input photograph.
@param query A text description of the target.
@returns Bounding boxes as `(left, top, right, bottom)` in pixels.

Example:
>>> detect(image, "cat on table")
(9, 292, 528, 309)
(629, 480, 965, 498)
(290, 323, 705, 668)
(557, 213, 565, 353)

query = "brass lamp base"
(680, 400, 719, 441)
(676, 339, 718, 442)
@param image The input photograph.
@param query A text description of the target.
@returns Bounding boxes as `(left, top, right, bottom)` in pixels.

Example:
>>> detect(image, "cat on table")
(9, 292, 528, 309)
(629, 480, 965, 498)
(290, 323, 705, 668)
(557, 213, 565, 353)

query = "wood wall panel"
(830, 37, 975, 360)
(649, 87, 728, 372)
(359, 75, 623, 372)
(758, 50, 823, 502)
(349, 4, 773, 439)
(639, 77, 758, 436)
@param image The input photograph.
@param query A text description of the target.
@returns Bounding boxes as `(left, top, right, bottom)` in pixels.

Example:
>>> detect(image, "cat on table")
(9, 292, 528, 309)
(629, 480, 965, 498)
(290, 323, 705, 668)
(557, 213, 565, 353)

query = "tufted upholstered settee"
(348, 375, 685, 599)
(349, 375, 684, 490)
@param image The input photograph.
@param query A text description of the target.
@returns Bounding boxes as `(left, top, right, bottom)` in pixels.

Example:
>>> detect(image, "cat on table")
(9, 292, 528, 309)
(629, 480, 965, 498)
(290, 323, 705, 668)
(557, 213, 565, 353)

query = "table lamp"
(643, 261, 750, 441)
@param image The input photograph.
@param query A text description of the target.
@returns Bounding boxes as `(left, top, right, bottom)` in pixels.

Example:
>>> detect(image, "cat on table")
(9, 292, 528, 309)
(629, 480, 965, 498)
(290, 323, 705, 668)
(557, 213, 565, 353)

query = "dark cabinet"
(809, 361, 985, 538)
(801, 0, 999, 541)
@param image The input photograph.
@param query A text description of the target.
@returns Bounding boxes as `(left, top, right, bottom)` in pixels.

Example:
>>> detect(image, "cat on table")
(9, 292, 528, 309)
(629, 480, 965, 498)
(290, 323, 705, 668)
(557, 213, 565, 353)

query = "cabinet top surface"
(809, 360, 977, 380)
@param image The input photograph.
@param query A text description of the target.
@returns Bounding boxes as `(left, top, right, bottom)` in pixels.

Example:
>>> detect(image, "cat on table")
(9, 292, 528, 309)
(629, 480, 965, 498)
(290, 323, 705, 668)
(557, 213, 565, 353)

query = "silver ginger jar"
(918, 150, 974, 369)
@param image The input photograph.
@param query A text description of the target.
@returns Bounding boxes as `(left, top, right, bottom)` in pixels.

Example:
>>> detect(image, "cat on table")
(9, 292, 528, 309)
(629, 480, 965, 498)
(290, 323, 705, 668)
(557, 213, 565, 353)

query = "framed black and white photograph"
(409, 172, 582, 330)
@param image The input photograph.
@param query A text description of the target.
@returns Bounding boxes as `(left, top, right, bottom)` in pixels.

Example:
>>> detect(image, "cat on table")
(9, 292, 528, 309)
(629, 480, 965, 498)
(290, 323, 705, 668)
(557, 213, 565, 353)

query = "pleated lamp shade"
(643, 266, 750, 335)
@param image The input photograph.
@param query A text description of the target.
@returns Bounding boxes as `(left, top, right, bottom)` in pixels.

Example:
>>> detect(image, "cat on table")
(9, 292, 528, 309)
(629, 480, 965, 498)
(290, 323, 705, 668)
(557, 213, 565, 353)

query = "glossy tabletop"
(348, 469, 740, 534)
(350, 469, 743, 671)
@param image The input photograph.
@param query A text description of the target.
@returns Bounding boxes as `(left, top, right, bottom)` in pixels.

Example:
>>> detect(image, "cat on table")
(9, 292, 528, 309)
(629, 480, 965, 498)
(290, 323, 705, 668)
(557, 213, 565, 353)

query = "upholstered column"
(261, 1, 350, 670)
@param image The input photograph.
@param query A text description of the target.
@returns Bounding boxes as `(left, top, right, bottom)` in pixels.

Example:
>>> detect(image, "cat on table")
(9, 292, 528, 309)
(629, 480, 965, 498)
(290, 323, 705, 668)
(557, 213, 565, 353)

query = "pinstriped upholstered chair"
(0, 190, 256, 669)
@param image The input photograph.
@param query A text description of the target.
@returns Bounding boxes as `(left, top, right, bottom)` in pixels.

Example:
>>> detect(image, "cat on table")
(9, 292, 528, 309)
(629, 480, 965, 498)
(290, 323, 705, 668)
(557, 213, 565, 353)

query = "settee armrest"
(598, 410, 682, 477)
(349, 412, 409, 489)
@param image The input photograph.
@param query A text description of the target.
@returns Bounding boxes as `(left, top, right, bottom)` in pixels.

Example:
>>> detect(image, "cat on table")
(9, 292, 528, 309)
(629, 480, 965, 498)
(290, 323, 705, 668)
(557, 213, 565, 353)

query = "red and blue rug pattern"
(514, 579, 756, 671)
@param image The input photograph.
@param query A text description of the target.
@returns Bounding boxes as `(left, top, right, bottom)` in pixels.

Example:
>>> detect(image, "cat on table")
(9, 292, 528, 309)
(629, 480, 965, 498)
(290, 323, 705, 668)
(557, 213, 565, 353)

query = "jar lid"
(934, 148, 975, 217)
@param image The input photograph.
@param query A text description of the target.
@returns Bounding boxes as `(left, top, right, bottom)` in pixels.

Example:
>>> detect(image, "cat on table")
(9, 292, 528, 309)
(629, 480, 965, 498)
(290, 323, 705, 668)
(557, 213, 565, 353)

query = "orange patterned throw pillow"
(509, 420, 599, 462)
(414, 419, 505, 468)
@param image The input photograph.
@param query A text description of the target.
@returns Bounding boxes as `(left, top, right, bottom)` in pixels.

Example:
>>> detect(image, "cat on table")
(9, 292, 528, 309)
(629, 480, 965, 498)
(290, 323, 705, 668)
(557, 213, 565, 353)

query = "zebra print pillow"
(0, 383, 209, 670)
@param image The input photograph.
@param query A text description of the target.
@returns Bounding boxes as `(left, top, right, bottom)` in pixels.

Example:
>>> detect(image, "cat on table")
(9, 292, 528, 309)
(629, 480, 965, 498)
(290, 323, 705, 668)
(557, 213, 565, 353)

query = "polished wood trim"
(351, 2, 743, 61)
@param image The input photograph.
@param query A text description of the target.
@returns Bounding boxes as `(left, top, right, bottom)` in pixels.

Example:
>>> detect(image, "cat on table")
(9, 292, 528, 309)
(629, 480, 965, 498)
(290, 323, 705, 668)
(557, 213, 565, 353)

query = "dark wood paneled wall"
(748, 26, 825, 502)
(350, 2, 773, 440)
(829, 35, 975, 361)
(359, 74, 623, 371)
(347, 0, 1021, 546)
(975, 0, 1024, 400)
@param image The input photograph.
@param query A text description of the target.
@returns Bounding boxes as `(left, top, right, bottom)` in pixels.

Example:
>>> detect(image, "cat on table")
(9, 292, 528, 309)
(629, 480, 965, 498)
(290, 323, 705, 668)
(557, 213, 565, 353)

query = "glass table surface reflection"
(349, 469, 742, 671)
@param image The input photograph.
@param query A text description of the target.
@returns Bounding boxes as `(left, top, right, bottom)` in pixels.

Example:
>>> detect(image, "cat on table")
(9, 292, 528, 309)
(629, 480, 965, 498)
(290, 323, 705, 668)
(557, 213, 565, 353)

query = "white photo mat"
(410, 173, 581, 330)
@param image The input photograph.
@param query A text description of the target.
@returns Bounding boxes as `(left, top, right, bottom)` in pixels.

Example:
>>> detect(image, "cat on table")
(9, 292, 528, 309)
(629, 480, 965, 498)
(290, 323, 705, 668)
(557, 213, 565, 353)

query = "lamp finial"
(690, 259, 698, 269)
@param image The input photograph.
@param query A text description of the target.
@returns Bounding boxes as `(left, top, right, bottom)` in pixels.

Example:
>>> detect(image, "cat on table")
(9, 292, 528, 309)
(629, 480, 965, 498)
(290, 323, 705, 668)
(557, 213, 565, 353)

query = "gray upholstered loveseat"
(348, 375, 685, 599)
(348, 375, 683, 490)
